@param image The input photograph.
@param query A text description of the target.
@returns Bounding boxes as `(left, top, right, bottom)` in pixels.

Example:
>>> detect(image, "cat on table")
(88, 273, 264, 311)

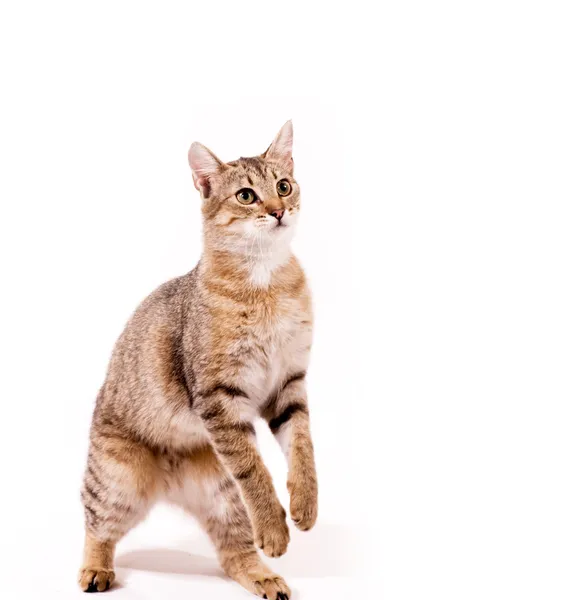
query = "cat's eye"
(277, 180, 292, 197)
(236, 188, 256, 205)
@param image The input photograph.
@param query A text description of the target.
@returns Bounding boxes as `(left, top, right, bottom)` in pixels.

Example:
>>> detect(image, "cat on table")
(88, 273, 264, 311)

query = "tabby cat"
(79, 121, 317, 599)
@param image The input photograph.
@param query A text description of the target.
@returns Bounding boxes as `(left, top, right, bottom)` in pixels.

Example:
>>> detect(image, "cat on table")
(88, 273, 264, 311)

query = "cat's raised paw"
(255, 507, 290, 557)
(78, 568, 115, 593)
(289, 481, 318, 532)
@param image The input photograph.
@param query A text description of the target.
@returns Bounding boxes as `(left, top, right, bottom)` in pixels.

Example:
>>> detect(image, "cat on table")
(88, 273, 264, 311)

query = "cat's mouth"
(272, 217, 289, 229)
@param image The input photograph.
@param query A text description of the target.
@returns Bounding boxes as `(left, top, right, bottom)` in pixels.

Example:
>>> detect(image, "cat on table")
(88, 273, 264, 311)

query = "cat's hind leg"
(79, 435, 159, 592)
(170, 446, 291, 599)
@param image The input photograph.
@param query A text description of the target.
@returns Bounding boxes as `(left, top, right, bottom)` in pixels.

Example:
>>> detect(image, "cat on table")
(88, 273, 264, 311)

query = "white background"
(1, 1, 577, 599)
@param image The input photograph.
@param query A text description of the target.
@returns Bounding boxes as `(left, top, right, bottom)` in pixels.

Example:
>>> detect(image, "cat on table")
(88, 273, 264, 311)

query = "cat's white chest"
(248, 246, 292, 288)
(242, 301, 311, 406)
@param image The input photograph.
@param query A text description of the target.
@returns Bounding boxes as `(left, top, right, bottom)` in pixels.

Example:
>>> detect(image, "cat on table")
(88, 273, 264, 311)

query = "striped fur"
(78, 122, 317, 599)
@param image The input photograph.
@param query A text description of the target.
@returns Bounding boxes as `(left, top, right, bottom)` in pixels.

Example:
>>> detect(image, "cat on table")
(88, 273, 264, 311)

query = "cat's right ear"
(188, 142, 223, 198)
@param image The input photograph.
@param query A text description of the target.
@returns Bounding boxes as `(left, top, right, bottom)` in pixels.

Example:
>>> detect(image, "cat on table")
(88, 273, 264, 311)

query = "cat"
(78, 121, 318, 599)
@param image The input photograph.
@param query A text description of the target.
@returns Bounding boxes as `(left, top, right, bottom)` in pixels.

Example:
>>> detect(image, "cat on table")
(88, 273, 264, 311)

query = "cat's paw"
(78, 567, 115, 593)
(250, 572, 291, 599)
(254, 506, 290, 558)
(288, 477, 318, 531)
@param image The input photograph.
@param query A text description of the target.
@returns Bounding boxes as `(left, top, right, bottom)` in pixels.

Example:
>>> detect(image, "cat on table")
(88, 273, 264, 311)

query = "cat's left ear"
(263, 120, 293, 170)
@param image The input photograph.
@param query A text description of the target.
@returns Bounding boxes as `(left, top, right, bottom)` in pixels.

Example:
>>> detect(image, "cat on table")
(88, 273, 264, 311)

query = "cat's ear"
(188, 142, 223, 198)
(263, 120, 293, 169)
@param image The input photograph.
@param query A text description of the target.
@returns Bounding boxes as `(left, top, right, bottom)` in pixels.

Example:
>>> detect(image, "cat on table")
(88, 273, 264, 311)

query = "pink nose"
(269, 209, 285, 221)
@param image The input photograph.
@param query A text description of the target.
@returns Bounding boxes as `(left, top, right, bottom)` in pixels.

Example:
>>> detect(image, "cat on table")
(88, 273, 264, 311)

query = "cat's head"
(188, 121, 299, 254)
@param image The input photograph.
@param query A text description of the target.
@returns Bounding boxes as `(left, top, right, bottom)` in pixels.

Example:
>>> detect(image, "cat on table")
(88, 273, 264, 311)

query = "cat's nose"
(269, 209, 285, 221)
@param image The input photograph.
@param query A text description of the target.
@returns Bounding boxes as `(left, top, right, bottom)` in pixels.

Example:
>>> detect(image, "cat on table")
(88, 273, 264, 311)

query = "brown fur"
(79, 122, 317, 598)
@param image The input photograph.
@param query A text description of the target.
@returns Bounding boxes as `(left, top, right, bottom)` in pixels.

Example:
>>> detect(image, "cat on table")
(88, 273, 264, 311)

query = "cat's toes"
(78, 567, 115, 592)
(289, 487, 318, 531)
(255, 507, 290, 558)
(252, 573, 291, 600)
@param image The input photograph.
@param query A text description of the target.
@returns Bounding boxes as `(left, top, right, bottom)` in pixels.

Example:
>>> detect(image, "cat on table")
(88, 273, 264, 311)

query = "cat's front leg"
(197, 385, 290, 558)
(265, 373, 318, 532)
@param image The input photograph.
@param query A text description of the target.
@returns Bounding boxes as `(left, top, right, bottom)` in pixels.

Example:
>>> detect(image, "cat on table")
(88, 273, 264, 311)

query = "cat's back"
(91, 266, 213, 452)
(114, 269, 194, 358)
(96, 269, 198, 416)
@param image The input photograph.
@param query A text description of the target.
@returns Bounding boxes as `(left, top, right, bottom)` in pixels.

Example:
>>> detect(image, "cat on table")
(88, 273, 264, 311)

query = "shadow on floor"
(116, 548, 225, 579)
(116, 522, 358, 580)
